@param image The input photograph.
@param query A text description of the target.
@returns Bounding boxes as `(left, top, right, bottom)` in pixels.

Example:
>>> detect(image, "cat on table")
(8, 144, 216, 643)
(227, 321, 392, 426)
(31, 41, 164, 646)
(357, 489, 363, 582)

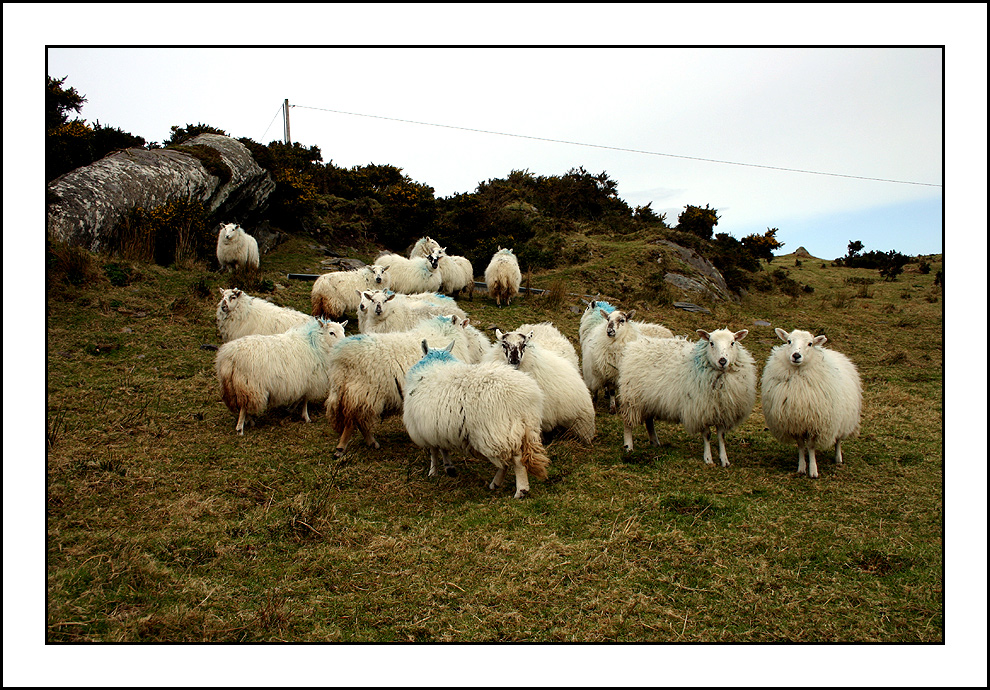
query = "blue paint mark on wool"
(409, 347, 459, 376)
(594, 301, 616, 314)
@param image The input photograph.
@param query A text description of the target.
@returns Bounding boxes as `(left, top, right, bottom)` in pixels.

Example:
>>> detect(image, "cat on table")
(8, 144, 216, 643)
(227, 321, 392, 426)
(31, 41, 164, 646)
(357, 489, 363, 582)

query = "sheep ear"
(385, 292, 396, 302)
(218, 287, 226, 296)
(495, 328, 505, 340)
(813, 335, 828, 347)
(445, 340, 456, 353)
(380, 264, 389, 273)
(233, 288, 242, 297)
(697, 329, 711, 341)
(461, 317, 471, 328)
(599, 309, 608, 318)
(339, 320, 348, 329)
(627, 309, 636, 320)
(734, 329, 749, 342)
(775, 328, 789, 342)
(421, 339, 430, 355)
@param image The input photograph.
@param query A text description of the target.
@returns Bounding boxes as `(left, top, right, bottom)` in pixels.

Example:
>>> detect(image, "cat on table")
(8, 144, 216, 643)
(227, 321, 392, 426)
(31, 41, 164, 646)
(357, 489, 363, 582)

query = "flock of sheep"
(214, 225, 863, 497)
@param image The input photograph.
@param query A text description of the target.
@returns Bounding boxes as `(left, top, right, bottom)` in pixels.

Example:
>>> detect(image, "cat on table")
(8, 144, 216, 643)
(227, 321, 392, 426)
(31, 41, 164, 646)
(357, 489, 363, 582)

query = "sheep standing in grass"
(437, 248, 475, 300)
(325, 315, 480, 455)
(493, 322, 580, 372)
(356, 289, 467, 334)
(484, 328, 595, 443)
(409, 236, 442, 260)
(311, 265, 390, 319)
(216, 288, 313, 343)
(582, 309, 646, 413)
(579, 299, 615, 348)
(403, 341, 550, 498)
(484, 247, 522, 306)
(216, 223, 260, 272)
(374, 251, 443, 294)
(215, 318, 346, 435)
(761, 328, 862, 479)
(618, 328, 756, 467)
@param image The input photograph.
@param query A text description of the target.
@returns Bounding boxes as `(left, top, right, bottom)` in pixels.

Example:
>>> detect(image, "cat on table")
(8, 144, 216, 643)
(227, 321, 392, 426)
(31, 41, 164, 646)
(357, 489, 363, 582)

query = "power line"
(260, 103, 285, 144)
(291, 103, 941, 188)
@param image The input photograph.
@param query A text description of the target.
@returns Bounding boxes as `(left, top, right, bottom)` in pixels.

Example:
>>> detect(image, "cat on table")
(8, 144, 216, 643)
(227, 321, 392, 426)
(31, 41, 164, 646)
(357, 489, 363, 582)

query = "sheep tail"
(521, 428, 550, 481)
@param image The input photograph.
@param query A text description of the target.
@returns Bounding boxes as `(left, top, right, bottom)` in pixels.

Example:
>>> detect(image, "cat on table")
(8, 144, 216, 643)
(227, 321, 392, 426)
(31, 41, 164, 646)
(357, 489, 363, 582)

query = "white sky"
(6, 3, 988, 687)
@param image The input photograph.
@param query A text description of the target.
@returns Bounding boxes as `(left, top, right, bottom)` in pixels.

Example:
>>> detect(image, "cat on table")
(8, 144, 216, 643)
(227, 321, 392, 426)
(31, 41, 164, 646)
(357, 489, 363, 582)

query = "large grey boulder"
(655, 238, 736, 303)
(46, 134, 275, 252)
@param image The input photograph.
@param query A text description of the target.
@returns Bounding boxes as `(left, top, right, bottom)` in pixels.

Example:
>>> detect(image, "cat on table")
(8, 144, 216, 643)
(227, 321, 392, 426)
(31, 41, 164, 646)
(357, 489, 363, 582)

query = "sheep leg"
(335, 422, 355, 455)
(702, 430, 714, 465)
(807, 446, 819, 479)
(835, 440, 844, 465)
(428, 448, 441, 477)
(442, 449, 457, 477)
(622, 422, 635, 452)
(301, 401, 311, 424)
(717, 428, 730, 468)
(235, 407, 247, 436)
(645, 418, 659, 446)
(359, 424, 381, 450)
(511, 453, 530, 499)
(489, 465, 507, 491)
(797, 442, 807, 475)
(607, 386, 617, 415)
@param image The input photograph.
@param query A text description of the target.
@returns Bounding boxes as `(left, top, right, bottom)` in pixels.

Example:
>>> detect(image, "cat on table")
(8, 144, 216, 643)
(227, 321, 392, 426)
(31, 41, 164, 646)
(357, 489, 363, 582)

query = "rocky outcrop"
(654, 239, 736, 303)
(46, 134, 275, 252)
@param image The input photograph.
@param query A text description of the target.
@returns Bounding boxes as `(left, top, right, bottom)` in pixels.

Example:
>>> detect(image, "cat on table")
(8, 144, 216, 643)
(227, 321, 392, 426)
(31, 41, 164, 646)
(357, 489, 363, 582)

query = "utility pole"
(283, 99, 291, 145)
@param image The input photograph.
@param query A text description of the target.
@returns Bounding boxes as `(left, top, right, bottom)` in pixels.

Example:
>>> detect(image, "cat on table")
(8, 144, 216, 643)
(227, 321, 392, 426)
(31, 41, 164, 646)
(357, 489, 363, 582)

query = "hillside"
(45, 228, 944, 643)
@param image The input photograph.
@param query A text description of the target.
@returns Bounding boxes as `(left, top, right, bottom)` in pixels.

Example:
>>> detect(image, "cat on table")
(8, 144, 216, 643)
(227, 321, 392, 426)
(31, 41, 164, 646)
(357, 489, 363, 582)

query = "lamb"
(215, 318, 347, 435)
(310, 264, 391, 319)
(484, 247, 522, 306)
(355, 289, 467, 334)
(760, 328, 862, 479)
(484, 328, 595, 443)
(216, 288, 313, 343)
(437, 248, 475, 300)
(618, 328, 757, 467)
(325, 315, 480, 455)
(582, 308, 671, 413)
(374, 251, 443, 294)
(403, 341, 551, 499)
(409, 236, 442, 260)
(215, 223, 260, 272)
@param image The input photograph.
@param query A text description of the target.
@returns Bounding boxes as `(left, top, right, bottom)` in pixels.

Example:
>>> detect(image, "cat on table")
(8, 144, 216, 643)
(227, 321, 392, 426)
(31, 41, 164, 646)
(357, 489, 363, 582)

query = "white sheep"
(618, 328, 757, 467)
(437, 248, 475, 300)
(374, 251, 443, 294)
(409, 236, 442, 260)
(484, 328, 595, 443)
(579, 299, 616, 348)
(761, 328, 863, 479)
(215, 318, 346, 435)
(356, 289, 467, 334)
(310, 265, 391, 319)
(403, 341, 551, 498)
(216, 223, 260, 272)
(216, 288, 313, 343)
(325, 315, 481, 455)
(484, 247, 522, 306)
(493, 322, 580, 372)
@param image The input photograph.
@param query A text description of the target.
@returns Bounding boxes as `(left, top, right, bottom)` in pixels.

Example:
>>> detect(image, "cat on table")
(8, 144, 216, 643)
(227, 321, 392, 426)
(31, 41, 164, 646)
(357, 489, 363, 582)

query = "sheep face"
(605, 309, 636, 338)
(358, 290, 395, 317)
(220, 223, 240, 243)
(425, 251, 441, 270)
(774, 328, 827, 367)
(495, 329, 536, 367)
(369, 265, 389, 286)
(217, 288, 244, 314)
(697, 328, 749, 371)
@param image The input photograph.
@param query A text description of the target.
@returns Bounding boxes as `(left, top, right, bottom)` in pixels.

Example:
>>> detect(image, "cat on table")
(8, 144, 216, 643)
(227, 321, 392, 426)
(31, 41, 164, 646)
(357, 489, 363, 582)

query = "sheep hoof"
(513, 489, 529, 499)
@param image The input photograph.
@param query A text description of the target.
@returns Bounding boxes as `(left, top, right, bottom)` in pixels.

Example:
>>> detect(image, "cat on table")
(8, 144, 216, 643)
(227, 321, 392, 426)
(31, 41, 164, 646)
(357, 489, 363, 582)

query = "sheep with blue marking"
(356, 289, 467, 334)
(216, 288, 313, 343)
(403, 341, 550, 498)
(437, 248, 475, 300)
(761, 328, 862, 478)
(311, 264, 391, 319)
(484, 247, 522, 306)
(484, 327, 595, 443)
(579, 298, 616, 348)
(216, 222, 260, 273)
(215, 318, 346, 435)
(325, 315, 481, 455)
(374, 250, 443, 295)
(618, 328, 757, 467)
(409, 236, 442, 260)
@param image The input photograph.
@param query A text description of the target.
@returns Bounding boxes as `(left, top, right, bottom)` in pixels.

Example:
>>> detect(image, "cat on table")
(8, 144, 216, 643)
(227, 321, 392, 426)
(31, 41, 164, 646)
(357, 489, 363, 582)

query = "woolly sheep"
(311, 265, 391, 319)
(403, 341, 550, 499)
(761, 328, 862, 479)
(484, 328, 595, 443)
(325, 315, 481, 455)
(215, 318, 346, 435)
(582, 308, 666, 413)
(484, 247, 522, 306)
(437, 248, 475, 299)
(216, 288, 313, 343)
(374, 251, 443, 294)
(216, 223, 260, 272)
(579, 299, 616, 347)
(409, 236, 442, 260)
(356, 289, 468, 334)
(492, 322, 580, 372)
(618, 328, 757, 467)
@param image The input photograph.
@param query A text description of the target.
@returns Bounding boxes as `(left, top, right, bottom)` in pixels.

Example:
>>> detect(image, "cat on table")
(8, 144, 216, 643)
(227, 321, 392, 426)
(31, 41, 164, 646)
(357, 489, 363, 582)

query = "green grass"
(42, 238, 944, 648)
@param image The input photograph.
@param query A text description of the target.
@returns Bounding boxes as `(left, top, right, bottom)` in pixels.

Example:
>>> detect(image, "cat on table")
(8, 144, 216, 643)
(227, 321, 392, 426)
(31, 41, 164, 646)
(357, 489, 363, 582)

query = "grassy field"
(41, 232, 946, 660)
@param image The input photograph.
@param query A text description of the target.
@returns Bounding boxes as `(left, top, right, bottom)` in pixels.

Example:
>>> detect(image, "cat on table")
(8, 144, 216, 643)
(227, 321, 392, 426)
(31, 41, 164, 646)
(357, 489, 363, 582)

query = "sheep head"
(774, 328, 826, 367)
(698, 328, 748, 371)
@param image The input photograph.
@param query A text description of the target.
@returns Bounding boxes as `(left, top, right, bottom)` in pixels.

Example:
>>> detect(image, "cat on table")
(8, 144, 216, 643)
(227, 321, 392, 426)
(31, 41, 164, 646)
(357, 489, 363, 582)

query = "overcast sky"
(7, 3, 989, 687)
(42, 42, 949, 260)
